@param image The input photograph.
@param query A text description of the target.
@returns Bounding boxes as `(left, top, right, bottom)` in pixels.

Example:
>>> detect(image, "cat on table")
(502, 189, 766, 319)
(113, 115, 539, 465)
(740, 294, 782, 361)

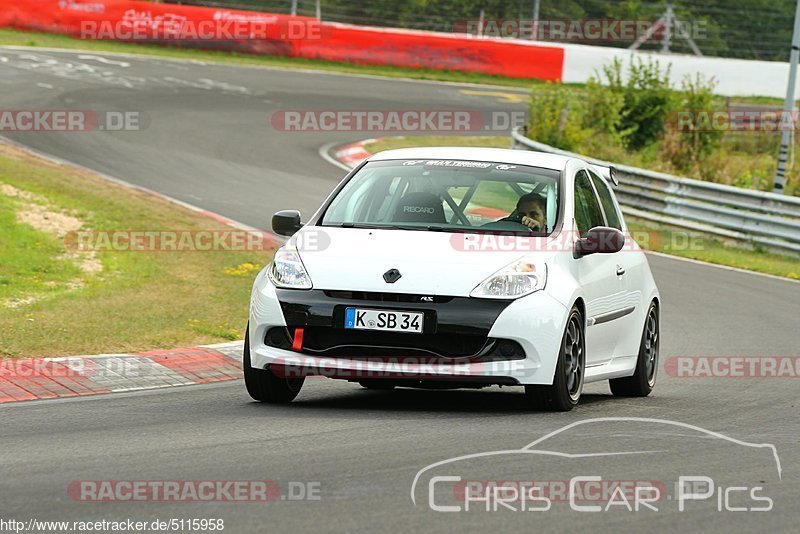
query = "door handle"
(616, 265, 625, 276)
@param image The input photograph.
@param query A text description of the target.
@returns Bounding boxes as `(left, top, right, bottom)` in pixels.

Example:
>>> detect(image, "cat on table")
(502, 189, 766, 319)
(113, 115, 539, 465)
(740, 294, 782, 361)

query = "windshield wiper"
(332, 223, 451, 232)
(330, 223, 547, 235)
(331, 223, 415, 230)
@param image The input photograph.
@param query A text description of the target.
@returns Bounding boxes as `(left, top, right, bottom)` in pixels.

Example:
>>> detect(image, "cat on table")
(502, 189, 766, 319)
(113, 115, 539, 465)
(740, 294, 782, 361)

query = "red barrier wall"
(302, 23, 564, 80)
(1, 0, 564, 81)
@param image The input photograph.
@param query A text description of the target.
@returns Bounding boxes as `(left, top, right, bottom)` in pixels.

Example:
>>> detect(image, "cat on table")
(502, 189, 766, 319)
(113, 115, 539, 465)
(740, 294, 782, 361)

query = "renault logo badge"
(383, 268, 401, 283)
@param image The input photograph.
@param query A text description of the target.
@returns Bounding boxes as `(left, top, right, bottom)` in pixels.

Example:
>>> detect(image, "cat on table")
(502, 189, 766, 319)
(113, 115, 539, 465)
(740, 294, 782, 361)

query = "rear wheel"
(243, 325, 304, 403)
(525, 306, 585, 411)
(610, 301, 659, 397)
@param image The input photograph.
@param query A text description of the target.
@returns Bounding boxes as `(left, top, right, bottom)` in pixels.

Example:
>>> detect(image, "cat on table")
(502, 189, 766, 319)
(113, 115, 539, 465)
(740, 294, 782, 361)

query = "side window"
(573, 170, 605, 235)
(589, 171, 622, 230)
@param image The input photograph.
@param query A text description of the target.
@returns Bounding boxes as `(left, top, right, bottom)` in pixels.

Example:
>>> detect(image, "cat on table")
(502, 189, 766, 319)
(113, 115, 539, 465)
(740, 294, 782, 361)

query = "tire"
(525, 306, 585, 411)
(358, 380, 396, 390)
(610, 301, 659, 397)
(243, 325, 304, 403)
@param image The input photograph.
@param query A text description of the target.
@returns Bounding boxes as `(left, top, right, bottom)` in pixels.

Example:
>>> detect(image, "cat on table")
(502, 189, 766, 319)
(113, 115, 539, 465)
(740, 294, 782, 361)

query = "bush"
(660, 73, 721, 172)
(523, 58, 798, 196)
(597, 57, 675, 150)
(527, 83, 588, 151)
(584, 76, 629, 148)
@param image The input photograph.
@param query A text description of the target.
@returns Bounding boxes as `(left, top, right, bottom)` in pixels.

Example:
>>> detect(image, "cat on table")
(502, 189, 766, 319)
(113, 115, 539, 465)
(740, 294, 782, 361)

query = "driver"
(508, 192, 546, 231)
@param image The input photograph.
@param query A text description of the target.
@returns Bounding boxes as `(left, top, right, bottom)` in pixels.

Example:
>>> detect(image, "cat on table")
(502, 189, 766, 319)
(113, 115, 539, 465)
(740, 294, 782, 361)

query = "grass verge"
(0, 143, 275, 358)
(626, 216, 798, 279)
(365, 135, 512, 153)
(363, 135, 799, 280)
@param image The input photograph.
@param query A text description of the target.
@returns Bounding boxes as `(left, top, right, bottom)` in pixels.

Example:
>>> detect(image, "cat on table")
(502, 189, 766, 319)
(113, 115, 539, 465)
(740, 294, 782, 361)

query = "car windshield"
(320, 159, 561, 234)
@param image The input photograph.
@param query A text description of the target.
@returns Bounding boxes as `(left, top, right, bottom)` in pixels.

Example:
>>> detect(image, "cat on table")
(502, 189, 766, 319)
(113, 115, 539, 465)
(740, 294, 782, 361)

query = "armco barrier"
(0, 0, 564, 80)
(511, 128, 800, 255)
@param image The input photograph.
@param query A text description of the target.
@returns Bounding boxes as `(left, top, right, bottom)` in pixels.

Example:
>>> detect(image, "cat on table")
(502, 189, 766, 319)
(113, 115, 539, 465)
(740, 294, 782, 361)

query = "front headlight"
(266, 246, 312, 289)
(470, 258, 547, 299)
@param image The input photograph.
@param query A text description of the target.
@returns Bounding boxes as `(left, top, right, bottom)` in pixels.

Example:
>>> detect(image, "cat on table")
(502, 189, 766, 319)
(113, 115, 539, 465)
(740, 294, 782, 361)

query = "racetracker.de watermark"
(0, 110, 147, 132)
(80, 11, 322, 41)
(271, 110, 526, 132)
(0, 357, 139, 379)
(64, 230, 276, 252)
(67, 480, 320, 502)
(72, 228, 714, 256)
(671, 110, 800, 132)
(664, 356, 800, 378)
(457, 18, 707, 42)
(449, 230, 705, 253)
(268, 355, 526, 380)
(283, 228, 707, 254)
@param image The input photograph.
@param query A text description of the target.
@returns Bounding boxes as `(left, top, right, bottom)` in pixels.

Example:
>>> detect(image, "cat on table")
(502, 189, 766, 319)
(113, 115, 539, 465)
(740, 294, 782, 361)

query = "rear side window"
(573, 170, 605, 235)
(589, 171, 622, 230)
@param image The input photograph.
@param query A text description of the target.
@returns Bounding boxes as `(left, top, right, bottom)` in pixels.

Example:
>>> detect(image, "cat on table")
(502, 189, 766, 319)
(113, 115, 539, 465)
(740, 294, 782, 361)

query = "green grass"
(366, 136, 511, 153)
(0, 145, 275, 358)
(625, 217, 799, 280)
(363, 135, 799, 280)
(0, 196, 82, 302)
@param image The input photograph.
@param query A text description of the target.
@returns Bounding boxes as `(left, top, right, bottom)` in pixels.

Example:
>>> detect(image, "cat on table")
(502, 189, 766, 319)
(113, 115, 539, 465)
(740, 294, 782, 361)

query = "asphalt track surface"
(1, 47, 798, 533)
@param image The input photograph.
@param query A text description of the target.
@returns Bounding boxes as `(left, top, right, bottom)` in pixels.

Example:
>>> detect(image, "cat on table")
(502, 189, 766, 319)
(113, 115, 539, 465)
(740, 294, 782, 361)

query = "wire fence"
(162, 0, 797, 61)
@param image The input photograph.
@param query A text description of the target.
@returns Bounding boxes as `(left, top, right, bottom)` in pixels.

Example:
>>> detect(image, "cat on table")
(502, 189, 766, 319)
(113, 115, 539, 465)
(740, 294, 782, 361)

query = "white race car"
(246, 148, 660, 411)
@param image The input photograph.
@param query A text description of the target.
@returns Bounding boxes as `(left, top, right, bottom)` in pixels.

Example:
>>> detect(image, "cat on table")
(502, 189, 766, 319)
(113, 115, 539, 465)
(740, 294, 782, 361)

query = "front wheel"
(243, 325, 304, 403)
(610, 301, 659, 397)
(525, 306, 585, 411)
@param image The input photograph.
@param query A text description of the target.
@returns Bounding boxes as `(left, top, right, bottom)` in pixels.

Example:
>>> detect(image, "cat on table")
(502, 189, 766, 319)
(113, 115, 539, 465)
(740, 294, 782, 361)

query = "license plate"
(344, 307, 424, 334)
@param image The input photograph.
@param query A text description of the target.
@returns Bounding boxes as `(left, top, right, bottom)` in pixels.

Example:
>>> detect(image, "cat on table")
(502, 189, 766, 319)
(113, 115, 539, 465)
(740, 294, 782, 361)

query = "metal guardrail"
(511, 127, 800, 255)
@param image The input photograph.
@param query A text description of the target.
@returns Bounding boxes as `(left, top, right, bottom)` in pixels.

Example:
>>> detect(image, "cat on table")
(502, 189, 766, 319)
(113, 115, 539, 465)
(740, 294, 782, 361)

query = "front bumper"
(249, 276, 568, 385)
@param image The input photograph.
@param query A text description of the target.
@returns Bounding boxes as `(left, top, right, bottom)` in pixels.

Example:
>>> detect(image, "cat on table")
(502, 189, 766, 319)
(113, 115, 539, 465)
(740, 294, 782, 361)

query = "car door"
(573, 169, 625, 366)
(587, 169, 642, 358)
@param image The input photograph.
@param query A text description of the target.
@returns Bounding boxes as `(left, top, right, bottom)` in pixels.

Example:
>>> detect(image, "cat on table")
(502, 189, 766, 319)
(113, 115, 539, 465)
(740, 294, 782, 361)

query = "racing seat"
(392, 192, 446, 224)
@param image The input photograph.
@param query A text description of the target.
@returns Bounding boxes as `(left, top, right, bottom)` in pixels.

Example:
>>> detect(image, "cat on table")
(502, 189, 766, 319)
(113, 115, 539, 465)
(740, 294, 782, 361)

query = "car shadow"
(244, 386, 617, 414)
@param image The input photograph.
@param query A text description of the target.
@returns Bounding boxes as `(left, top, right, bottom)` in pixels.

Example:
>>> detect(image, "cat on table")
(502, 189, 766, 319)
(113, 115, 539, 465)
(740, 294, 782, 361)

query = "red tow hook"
(292, 327, 305, 351)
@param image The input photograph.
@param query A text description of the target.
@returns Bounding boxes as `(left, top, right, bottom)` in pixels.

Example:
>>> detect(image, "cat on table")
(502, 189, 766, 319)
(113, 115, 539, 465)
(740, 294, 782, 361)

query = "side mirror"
(607, 166, 619, 186)
(575, 226, 625, 257)
(272, 210, 303, 236)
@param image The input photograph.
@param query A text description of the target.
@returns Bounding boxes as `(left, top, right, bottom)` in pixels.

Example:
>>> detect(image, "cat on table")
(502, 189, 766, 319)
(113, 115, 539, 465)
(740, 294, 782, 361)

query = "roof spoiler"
(590, 164, 619, 186)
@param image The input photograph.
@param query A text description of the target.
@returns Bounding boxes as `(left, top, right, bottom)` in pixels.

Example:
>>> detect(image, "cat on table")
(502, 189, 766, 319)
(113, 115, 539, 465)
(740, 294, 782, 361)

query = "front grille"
(265, 326, 526, 363)
(301, 326, 486, 358)
(271, 289, 519, 362)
